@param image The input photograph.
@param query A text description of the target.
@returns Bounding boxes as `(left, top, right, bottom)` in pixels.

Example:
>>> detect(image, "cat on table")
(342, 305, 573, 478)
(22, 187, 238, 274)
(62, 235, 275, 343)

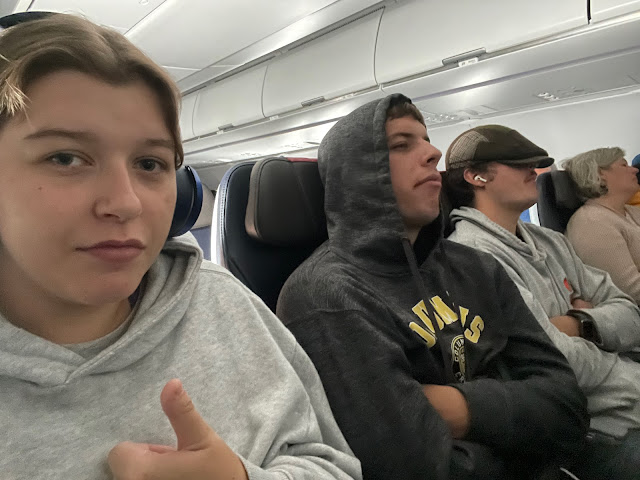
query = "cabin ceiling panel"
(27, 0, 167, 32)
(1, 0, 23, 18)
(591, 0, 640, 22)
(126, 0, 341, 70)
(164, 66, 200, 82)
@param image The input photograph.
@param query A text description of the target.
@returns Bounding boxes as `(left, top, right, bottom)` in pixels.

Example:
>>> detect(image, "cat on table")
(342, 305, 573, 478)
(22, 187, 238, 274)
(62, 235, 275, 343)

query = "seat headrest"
(170, 165, 203, 237)
(439, 170, 455, 237)
(0, 11, 54, 29)
(551, 170, 582, 210)
(245, 157, 327, 247)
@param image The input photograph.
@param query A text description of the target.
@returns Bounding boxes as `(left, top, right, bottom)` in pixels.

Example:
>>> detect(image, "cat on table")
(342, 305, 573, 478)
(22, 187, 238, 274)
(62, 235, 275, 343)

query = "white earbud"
(474, 175, 488, 183)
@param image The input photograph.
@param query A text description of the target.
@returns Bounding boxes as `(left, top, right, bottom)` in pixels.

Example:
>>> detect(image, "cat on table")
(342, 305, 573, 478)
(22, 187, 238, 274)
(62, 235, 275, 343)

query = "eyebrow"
(24, 128, 100, 142)
(143, 138, 175, 151)
(24, 128, 175, 150)
(388, 132, 431, 142)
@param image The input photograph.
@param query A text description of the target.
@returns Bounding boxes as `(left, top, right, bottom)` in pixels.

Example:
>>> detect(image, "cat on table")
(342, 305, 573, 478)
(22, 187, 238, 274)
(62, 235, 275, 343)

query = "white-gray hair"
(563, 147, 625, 200)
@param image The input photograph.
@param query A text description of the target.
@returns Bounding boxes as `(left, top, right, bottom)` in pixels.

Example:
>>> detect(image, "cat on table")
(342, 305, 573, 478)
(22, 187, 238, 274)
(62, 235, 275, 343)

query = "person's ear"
(463, 169, 488, 187)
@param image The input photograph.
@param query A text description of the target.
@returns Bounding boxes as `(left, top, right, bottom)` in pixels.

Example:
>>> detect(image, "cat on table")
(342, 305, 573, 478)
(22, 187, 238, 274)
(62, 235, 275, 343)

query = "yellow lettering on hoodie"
(410, 301, 437, 347)
(409, 322, 437, 348)
(411, 298, 485, 347)
(412, 301, 435, 331)
(459, 307, 470, 327)
(430, 296, 458, 325)
(464, 316, 485, 344)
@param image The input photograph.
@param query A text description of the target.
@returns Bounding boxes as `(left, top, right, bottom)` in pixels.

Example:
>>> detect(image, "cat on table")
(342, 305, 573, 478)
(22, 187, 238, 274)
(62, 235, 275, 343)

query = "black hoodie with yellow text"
(277, 94, 588, 480)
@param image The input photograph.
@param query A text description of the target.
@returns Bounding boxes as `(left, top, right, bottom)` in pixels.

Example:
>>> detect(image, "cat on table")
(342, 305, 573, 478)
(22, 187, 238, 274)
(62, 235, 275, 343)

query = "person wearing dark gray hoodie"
(277, 94, 588, 480)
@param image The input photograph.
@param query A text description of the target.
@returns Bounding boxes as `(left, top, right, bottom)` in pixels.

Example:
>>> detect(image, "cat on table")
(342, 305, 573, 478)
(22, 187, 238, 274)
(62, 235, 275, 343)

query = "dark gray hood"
(318, 93, 442, 274)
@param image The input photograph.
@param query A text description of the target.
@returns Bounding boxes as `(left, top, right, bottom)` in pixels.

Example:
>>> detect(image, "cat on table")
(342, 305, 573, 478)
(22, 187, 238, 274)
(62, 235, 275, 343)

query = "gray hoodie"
(449, 207, 640, 438)
(0, 235, 361, 480)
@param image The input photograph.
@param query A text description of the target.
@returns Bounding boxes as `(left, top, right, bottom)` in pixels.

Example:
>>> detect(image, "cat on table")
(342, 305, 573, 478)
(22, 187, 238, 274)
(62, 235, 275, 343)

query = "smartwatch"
(571, 311, 600, 343)
(580, 317, 595, 340)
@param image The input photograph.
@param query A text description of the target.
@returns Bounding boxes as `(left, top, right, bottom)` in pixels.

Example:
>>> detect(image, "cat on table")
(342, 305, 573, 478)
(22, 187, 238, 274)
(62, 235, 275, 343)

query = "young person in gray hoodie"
(0, 14, 361, 480)
(277, 94, 588, 480)
(444, 125, 640, 480)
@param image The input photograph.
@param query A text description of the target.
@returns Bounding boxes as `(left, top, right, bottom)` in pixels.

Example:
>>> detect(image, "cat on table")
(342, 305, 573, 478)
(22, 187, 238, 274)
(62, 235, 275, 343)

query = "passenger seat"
(536, 171, 583, 232)
(213, 157, 327, 311)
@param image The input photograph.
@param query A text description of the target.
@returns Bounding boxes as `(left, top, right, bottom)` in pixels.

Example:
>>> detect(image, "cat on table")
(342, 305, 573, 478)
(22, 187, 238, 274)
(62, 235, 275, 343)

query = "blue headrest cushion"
(170, 166, 203, 237)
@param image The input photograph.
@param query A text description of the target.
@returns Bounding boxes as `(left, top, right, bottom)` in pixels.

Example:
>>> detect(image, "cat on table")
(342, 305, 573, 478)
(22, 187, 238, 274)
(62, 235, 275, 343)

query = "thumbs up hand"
(108, 379, 248, 480)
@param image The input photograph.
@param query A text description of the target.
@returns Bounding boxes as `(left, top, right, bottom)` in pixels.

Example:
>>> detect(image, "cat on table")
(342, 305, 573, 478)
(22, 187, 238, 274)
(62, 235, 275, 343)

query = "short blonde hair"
(563, 147, 625, 200)
(0, 14, 183, 167)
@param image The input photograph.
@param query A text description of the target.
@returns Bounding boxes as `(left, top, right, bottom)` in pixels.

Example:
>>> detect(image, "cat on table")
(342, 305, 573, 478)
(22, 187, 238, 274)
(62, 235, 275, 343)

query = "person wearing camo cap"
(444, 124, 640, 480)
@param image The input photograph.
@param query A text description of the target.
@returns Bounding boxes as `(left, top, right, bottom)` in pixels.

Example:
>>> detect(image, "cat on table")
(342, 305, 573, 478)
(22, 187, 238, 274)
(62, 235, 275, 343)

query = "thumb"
(161, 379, 215, 451)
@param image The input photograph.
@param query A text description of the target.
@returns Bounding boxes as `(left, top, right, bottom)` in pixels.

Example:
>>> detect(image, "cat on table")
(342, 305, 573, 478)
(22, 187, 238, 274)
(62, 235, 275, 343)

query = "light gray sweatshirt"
(0, 235, 361, 480)
(449, 207, 640, 438)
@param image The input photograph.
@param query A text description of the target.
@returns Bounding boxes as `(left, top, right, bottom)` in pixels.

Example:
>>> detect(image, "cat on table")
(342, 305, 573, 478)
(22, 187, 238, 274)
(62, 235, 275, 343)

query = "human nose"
(93, 162, 143, 222)
(420, 141, 442, 167)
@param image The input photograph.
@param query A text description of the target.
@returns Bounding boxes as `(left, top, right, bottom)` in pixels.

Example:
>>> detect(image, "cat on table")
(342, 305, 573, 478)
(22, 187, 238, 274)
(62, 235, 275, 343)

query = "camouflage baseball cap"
(445, 125, 554, 170)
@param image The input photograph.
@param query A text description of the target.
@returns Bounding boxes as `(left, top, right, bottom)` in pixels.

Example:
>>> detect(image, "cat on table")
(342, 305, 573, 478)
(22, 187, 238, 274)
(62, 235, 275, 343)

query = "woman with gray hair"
(564, 147, 640, 304)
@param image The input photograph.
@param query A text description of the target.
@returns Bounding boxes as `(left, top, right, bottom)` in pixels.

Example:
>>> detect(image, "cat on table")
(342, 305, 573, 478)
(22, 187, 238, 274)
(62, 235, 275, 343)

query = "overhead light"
(139, 0, 149, 5)
(419, 110, 462, 124)
(536, 92, 560, 101)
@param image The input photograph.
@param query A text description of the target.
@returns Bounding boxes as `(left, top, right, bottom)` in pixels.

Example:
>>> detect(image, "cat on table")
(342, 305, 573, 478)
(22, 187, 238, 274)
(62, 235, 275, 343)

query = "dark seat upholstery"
(214, 157, 327, 311)
(439, 170, 455, 237)
(536, 170, 584, 232)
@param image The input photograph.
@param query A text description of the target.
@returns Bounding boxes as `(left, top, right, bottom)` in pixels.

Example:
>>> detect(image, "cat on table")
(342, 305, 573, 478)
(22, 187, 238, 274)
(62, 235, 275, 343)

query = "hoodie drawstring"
(402, 237, 465, 384)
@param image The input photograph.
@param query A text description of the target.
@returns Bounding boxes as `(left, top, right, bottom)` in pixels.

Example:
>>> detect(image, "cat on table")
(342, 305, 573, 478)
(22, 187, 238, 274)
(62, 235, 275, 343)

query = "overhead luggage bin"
(412, 49, 640, 124)
(183, 88, 386, 160)
(262, 9, 381, 117)
(192, 66, 267, 137)
(381, 14, 640, 109)
(375, 0, 586, 84)
(179, 92, 198, 141)
(591, 0, 640, 22)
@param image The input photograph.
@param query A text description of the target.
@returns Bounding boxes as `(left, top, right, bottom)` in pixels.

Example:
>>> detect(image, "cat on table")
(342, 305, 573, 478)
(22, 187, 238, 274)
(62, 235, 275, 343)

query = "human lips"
(415, 173, 442, 188)
(78, 239, 145, 263)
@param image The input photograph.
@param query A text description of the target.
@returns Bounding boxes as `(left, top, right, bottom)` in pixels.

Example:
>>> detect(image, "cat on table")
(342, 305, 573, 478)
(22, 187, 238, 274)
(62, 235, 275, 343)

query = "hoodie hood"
(0, 234, 203, 387)
(319, 93, 442, 274)
(449, 207, 547, 262)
